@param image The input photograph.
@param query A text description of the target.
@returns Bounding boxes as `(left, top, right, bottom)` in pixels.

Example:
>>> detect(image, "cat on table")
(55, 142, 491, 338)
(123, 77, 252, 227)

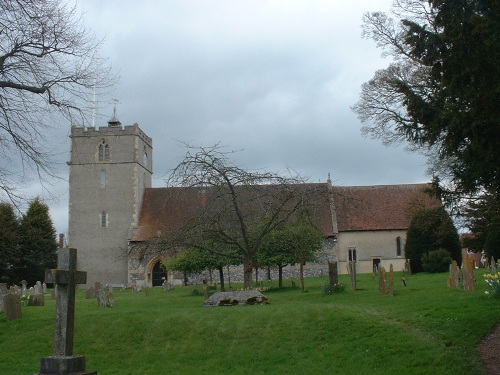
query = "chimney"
(59, 233, 65, 249)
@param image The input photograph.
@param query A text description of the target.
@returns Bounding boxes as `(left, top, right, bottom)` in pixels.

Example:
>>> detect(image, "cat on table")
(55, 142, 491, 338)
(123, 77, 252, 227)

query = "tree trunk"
(278, 265, 283, 288)
(227, 266, 232, 290)
(299, 263, 305, 292)
(218, 267, 225, 292)
(255, 266, 259, 286)
(267, 266, 271, 281)
(328, 261, 338, 287)
(243, 263, 253, 289)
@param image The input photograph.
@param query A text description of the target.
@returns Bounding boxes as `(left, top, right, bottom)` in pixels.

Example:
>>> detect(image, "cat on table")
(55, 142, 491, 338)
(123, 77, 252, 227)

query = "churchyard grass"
(1, 272, 499, 375)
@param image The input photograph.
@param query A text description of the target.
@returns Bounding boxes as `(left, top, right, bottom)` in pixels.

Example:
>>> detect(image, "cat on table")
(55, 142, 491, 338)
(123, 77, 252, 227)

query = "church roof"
(333, 183, 439, 232)
(129, 182, 438, 242)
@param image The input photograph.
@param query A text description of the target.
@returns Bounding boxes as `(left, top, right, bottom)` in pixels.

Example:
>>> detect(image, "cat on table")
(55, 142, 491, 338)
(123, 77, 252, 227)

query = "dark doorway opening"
(372, 258, 381, 273)
(152, 261, 167, 287)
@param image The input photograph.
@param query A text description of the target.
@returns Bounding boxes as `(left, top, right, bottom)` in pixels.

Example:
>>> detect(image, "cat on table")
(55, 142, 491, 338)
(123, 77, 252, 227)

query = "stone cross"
(39, 248, 96, 375)
(45, 248, 87, 356)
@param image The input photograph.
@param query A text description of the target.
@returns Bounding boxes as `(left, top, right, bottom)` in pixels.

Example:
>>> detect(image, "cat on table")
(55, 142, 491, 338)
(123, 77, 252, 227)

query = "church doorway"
(152, 261, 167, 287)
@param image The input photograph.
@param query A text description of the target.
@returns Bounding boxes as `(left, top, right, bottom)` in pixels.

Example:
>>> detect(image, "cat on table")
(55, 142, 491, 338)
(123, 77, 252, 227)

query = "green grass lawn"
(1, 272, 499, 375)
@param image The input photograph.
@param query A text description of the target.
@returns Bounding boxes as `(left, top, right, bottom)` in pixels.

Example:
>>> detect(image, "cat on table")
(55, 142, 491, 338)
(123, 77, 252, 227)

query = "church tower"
(67, 115, 152, 287)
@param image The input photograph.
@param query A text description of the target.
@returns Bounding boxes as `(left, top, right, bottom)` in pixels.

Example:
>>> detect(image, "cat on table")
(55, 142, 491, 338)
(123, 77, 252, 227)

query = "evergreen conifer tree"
(0, 203, 20, 284)
(18, 198, 57, 284)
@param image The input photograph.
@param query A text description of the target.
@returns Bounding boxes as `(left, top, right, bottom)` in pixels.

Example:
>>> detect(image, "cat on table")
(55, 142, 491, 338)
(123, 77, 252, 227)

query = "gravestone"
(389, 264, 395, 296)
(162, 280, 172, 292)
(94, 282, 101, 297)
(462, 256, 476, 292)
(448, 260, 460, 289)
(143, 286, 150, 296)
(85, 287, 94, 299)
(3, 293, 22, 321)
(35, 281, 43, 294)
(492, 257, 497, 275)
(97, 288, 114, 307)
(379, 267, 387, 294)
(0, 283, 7, 312)
(21, 280, 27, 297)
(37, 248, 96, 375)
(42, 282, 47, 294)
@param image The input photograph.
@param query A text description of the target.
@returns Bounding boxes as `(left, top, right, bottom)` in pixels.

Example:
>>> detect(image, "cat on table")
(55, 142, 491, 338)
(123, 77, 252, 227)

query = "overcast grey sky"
(30, 0, 430, 235)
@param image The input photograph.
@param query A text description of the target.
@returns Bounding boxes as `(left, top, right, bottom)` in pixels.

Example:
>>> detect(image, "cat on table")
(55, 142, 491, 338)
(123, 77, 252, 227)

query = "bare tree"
(164, 144, 324, 289)
(0, 0, 115, 202)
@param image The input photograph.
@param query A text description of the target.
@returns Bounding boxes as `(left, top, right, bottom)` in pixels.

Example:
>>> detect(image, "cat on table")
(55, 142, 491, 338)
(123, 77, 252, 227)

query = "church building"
(68, 120, 438, 288)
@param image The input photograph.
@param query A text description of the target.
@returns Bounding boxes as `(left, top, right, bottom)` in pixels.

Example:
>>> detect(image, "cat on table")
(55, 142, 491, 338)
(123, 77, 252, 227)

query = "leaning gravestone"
(37, 248, 96, 375)
(3, 293, 22, 321)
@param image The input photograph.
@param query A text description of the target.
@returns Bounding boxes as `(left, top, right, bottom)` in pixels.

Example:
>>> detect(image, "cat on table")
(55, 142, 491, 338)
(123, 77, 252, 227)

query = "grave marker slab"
(3, 293, 22, 321)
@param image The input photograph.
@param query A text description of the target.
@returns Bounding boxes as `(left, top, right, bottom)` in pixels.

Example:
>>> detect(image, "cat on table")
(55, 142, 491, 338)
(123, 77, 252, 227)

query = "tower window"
(98, 141, 110, 161)
(100, 170, 106, 188)
(143, 149, 148, 165)
(100, 211, 107, 228)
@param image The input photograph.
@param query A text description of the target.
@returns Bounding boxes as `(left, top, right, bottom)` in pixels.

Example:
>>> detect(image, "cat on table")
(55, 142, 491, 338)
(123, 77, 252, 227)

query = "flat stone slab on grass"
(204, 290, 269, 307)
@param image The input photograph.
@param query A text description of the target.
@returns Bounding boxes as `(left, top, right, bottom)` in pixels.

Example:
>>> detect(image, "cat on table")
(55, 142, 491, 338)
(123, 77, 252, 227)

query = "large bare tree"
(164, 145, 325, 289)
(0, 0, 115, 202)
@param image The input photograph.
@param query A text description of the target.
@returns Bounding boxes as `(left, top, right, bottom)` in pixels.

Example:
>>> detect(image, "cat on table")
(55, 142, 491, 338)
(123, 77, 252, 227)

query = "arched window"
(98, 141, 110, 161)
(348, 247, 357, 262)
(396, 237, 402, 257)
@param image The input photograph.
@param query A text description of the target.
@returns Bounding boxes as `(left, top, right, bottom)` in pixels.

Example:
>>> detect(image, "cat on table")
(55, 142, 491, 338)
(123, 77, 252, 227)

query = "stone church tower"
(67, 115, 152, 287)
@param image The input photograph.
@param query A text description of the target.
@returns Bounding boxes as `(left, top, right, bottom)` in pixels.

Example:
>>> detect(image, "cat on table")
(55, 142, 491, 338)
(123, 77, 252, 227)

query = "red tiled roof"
(129, 183, 439, 242)
(332, 184, 439, 232)
(129, 183, 336, 242)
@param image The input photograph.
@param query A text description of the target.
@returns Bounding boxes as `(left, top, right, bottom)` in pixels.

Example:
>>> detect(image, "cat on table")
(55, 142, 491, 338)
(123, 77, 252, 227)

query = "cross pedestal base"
(37, 355, 97, 375)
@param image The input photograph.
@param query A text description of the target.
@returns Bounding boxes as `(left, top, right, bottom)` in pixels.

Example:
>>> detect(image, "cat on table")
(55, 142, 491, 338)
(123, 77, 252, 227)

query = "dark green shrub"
(421, 249, 452, 273)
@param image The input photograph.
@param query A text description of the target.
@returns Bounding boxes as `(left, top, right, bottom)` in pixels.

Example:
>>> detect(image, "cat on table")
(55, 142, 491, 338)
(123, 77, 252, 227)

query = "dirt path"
(479, 324, 500, 375)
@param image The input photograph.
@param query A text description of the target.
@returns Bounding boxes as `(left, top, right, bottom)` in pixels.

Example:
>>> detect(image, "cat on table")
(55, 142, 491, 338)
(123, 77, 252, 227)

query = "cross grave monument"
(37, 248, 97, 375)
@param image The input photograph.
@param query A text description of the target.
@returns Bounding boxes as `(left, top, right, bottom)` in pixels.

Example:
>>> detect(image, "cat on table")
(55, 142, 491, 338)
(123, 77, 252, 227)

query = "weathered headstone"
(85, 287, 94, 299)
(42, 282, 47, 294)
(94, 282, 101, 296)
(143, 286, 150, 297)
(0, 283, 7, 312)
(162, 280, 172, 292)
(37, 248, 96, 375)
(21, 280, 27, 297)
(448, 260, 460, 289)
(492, 256, 497, 275)
(35, 281, 43, 294)
(2, 293, 22, 321)
(462, 256, 476, 292)
(389, 264, 395, 296)
(379, 267, 387, 294)
(13, 285, 20, 295)
(97, 288, 114, 307)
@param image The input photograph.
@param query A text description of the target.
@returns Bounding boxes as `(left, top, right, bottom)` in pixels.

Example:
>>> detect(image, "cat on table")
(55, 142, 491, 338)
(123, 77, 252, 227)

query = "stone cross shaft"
(45, 248, 87, 357)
